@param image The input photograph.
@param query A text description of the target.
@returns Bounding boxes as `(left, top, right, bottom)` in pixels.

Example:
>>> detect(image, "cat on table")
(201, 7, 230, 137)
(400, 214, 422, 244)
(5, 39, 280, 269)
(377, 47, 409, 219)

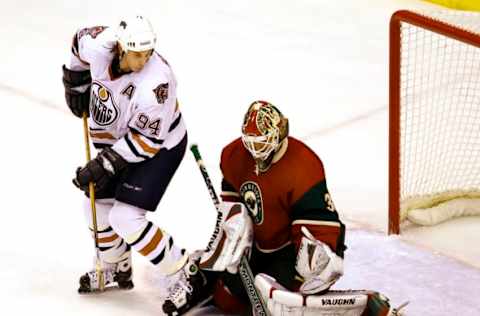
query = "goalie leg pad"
(255, 273, 397, 316)
(256, 273, 375, 316)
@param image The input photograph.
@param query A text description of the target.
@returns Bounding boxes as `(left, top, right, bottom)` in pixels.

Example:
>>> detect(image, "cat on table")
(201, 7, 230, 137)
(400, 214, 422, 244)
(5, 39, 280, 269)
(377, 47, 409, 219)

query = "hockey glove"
(62, 65, 91, 118)
(296, 226, 344, 295)
(73, 148, 128, 193)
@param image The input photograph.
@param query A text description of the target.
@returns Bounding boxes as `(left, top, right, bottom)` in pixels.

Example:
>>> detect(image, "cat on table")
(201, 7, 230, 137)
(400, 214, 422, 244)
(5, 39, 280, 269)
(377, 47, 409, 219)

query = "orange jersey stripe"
(90, 131, 116, 140)
(132, 132, 160, 155)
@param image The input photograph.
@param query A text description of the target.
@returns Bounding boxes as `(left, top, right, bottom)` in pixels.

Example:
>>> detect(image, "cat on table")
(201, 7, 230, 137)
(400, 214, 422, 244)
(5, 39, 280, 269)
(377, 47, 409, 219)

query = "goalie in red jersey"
(197, 100, 348, 315)
(181, 100, 397, 315)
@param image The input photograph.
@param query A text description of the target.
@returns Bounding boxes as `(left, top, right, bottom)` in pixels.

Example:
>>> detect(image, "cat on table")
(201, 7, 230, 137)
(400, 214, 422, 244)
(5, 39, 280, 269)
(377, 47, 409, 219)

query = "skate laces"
(87, 268, 115, 287)
(166, 271, 193, 304)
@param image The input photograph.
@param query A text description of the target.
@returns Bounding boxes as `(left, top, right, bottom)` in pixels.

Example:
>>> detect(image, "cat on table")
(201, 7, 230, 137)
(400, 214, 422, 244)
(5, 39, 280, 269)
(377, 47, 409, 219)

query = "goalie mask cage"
(389, 10, 480, 234)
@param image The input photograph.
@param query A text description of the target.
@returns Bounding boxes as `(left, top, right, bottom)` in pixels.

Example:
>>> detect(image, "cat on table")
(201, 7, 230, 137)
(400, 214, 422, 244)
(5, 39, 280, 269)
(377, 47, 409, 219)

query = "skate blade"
(78, 283, 134, 295)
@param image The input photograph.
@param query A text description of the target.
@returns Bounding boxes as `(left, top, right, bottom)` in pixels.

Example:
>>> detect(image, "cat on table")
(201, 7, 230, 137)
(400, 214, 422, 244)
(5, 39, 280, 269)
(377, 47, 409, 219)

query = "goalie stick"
(190, 144, 270, 316)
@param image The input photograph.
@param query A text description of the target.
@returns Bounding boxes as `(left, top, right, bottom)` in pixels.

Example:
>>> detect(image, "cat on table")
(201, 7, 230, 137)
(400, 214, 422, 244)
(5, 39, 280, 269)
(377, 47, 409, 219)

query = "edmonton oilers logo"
(240, 181, 263, 225)
(90, 82, 119, 126)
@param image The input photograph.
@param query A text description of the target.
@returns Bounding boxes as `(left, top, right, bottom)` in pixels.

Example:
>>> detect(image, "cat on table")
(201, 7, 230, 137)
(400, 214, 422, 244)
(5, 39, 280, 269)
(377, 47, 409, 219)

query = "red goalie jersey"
(220, 136, 345, 256)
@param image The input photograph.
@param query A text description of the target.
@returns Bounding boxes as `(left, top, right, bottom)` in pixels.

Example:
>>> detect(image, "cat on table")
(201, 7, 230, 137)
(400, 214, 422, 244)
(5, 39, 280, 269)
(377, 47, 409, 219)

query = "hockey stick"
(190, 144, 270, 316)
(82, 113, 105, 291)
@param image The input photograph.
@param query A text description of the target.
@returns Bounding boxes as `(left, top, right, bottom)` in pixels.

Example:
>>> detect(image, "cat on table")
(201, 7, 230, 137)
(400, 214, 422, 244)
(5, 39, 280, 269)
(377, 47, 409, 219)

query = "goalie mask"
(241, 101, 289, 168)
(116, 15, 157, 52)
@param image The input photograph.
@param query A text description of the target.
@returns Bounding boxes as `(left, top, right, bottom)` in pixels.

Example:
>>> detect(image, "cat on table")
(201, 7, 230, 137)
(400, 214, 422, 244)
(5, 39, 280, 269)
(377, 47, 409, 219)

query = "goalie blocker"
(199, 201, 253, 273)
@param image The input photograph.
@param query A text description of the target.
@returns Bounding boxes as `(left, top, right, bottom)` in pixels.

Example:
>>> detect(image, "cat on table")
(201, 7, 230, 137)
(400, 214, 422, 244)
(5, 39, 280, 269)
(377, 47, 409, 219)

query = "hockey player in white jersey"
(62, 15, 207, 312)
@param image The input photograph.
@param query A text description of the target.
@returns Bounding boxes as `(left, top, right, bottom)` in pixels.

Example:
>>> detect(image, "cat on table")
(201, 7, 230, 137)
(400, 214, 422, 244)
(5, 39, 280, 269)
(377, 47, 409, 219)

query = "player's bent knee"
(108, 201, 148, 237)
(83, 197, 113, 231)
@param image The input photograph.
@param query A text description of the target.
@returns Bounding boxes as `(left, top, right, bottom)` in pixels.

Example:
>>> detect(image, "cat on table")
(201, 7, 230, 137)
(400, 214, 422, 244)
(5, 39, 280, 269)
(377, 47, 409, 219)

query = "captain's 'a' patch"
(153, 83, 169, 104)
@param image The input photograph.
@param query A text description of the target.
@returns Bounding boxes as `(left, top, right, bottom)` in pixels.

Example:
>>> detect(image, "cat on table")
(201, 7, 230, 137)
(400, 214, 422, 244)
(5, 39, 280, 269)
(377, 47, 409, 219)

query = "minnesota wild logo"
(240, 181, 264, 224)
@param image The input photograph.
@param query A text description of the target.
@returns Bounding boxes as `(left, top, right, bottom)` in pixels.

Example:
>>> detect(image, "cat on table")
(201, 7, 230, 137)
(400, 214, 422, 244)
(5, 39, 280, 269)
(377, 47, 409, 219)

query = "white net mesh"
(399, 11, 480, 222)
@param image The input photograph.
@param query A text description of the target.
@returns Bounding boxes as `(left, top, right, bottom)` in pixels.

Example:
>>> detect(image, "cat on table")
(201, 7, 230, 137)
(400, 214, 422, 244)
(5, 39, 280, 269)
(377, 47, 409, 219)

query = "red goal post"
(389, 10, 480, 234)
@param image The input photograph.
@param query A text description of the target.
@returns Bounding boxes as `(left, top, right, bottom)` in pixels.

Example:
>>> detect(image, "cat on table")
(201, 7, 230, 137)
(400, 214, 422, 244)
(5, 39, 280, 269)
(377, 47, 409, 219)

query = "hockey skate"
(78, 255, 133, 294)
(162, 259, 209, 316)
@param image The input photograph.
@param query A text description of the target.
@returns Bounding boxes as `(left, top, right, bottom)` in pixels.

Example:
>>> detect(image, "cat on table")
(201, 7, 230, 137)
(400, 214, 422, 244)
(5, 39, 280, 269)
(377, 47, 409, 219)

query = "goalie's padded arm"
(290, 180, 346, 257)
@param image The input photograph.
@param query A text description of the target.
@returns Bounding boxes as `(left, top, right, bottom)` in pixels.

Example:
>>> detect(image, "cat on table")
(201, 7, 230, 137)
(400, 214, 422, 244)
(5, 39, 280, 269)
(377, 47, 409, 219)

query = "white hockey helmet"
(241, 100, 288, 161)
(116, 15, 157, 52)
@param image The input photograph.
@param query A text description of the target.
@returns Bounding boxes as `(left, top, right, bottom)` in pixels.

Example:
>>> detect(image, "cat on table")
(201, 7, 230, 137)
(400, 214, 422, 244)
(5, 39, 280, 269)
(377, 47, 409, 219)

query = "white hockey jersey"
(68, 25, 186, 163)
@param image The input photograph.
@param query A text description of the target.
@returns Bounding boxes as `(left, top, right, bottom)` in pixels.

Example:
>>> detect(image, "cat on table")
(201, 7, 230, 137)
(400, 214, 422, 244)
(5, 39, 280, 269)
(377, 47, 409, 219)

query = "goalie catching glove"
(199, 201, 253, 274)
(296, 226, 344, 294)
(73, 147, 128, 193)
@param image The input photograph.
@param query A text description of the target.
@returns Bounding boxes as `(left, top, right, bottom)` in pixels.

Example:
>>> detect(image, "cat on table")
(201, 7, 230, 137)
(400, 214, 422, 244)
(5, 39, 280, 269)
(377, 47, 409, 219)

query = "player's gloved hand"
(62, 65, 91, 118)
(296, 226, 344, 295)
(73, 148, 128, 193)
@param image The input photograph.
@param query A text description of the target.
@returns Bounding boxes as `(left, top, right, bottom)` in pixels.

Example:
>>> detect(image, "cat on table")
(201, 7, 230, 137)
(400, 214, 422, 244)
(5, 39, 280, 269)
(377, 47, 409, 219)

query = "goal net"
(389, 10, 480, 234)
